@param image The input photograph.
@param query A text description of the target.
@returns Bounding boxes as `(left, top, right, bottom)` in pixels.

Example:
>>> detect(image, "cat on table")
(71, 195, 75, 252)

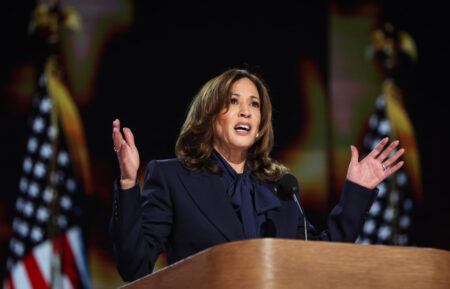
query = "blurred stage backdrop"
(1, 0, 449, 288)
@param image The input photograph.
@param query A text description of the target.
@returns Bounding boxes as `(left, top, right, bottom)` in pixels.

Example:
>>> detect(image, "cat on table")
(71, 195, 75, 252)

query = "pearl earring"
(256, 133, 259, 138)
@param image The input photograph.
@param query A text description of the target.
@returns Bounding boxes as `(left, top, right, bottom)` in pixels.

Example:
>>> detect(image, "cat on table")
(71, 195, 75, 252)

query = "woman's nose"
(239, 104, 251, 117)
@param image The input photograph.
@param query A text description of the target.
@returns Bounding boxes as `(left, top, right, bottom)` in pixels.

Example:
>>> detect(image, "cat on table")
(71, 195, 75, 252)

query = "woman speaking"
(110, 69, 404, 282)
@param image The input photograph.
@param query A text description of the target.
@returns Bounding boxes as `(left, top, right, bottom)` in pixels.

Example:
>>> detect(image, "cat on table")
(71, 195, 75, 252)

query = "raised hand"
(112, 119, 140, 189)
(346, 137, 404, 189)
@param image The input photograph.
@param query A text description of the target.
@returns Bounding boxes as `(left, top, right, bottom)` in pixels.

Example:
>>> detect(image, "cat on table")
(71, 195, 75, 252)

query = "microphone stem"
(292, 194, 308, 241)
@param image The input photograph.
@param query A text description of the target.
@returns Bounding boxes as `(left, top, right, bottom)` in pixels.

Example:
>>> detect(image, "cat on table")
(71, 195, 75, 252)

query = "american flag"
(356, 93, 415, 246)
(3, 69, 91, 289)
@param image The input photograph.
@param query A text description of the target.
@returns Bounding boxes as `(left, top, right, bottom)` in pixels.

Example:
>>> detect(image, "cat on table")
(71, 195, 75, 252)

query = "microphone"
(276, 173, 308, 240)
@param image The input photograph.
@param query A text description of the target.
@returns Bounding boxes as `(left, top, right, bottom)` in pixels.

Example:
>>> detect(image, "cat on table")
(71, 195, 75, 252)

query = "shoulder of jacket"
(147, 158, 183, 171)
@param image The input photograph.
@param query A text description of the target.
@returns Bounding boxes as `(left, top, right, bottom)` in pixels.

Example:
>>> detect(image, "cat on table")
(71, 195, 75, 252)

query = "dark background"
(1, 1, 449, 283)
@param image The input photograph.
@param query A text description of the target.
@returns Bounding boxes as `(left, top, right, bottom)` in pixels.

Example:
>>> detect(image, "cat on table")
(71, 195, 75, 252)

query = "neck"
(214, 144, 247, 174)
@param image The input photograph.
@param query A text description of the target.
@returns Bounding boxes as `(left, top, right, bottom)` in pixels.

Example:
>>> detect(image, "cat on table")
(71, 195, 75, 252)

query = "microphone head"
(276, 172, 300, 201)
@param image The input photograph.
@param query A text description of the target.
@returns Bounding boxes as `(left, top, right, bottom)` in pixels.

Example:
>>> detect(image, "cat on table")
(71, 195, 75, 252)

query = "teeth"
(235, 125, 250, 131)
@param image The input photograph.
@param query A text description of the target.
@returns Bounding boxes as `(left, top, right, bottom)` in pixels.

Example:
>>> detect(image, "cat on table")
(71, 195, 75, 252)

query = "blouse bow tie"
(211, 150, 281, 238)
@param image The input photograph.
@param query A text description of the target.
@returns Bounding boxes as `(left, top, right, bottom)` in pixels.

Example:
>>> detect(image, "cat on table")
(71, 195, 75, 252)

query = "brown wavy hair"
(175, 69, 286, 182)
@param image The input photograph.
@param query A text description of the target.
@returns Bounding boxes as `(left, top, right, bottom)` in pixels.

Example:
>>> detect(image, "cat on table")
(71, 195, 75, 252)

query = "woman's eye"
(251, 101, 260, 108)
(230, 98, 238, 104)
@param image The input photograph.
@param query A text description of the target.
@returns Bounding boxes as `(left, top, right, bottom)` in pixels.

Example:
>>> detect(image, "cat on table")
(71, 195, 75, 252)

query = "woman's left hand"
(346, 137, 405, 189)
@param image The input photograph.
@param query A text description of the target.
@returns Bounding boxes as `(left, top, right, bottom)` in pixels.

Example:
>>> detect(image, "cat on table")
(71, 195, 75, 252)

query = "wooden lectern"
(121, 239, 450, 289)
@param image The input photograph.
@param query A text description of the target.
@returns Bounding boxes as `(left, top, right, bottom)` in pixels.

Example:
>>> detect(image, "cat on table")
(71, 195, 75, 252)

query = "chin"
(231, 140, 255, 151)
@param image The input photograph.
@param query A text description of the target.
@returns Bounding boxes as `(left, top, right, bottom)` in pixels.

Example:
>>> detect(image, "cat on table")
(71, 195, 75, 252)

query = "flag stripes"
(3, 64, 91, 288)
(23, 253, 47, 289)
(5, 227, 89, 289)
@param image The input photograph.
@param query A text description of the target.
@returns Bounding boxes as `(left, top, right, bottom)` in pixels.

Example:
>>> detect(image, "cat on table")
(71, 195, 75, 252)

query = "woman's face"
(213, 77, 261, 154)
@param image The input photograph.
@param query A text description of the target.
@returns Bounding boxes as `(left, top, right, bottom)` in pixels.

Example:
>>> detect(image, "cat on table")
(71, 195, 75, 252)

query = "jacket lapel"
(177, 169, 245, 241)
(261, 182, 299, 238)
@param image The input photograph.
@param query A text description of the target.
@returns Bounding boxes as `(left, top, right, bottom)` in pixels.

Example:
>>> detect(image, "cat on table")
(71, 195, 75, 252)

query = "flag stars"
(15, 220, 29, 238)
(400, 215, 411, 229)
(377, 119, 390, 135)
(32, 117, 45, 134)
(6, 75, 91, 284)
(369, 201, 381, 217)
(377, 182, 387, 198)
(40, 97, 52, 114)
(36, 206, 49, 222)
(28, 182, 40, 198)
(58, 151, 69, 166)
(27, 137, 39, 153)
(356, 92, 414, 246)
(31, 226, 44, 243)
(363, 219, 376, 235)
(13, 218, 21, 232)
(48, 125, 58, 140)
(16, 197, 25, 211)
(19, 177, 28, 193)
(23, 201, 35, 217)
(43, 187, 54, 203)
(397, 171, 407, 187)
(383, 207, 395, 222)
(40, 143, 53, 159)
(11, 239, 25, 257)
(23, 157, 33, 173)
(377, 225, 391, 241)
(33, 162, 47, 179)
(60, 196, 72, 210)
(66, 178, 76, 192)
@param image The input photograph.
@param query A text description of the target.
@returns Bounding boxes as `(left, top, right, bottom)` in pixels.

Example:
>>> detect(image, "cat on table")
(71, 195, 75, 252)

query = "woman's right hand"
(112, 119, 140, 190)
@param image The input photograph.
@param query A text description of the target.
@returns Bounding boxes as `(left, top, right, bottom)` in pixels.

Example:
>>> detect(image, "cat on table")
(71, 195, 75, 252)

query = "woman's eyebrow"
(231, 93, 259, 100)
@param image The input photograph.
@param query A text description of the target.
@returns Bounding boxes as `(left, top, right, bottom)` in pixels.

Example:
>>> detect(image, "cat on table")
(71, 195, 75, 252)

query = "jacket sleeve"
(109, 160, 173, 282)
(296, 180, 377, 242)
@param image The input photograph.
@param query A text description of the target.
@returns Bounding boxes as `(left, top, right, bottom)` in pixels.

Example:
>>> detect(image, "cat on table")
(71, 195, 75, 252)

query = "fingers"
(382, 148, 405, 168)
(113, 130, 124, 152)
(112, 119, 125, 152)
(376, 140, 400, 162)
(384, 161, 404, 177)
(112, 118, 120, 130)
(123, 127, 136, 149)
(367, 137, 389, 158)
(350, 145, 359, 164)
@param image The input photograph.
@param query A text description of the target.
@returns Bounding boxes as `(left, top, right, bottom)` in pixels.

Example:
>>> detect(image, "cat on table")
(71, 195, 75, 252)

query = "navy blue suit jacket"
(110, 159, 377, 282)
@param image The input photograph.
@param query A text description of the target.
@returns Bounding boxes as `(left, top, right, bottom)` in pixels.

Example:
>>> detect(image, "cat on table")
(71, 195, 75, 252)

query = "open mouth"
(234, 124, 250, 132)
